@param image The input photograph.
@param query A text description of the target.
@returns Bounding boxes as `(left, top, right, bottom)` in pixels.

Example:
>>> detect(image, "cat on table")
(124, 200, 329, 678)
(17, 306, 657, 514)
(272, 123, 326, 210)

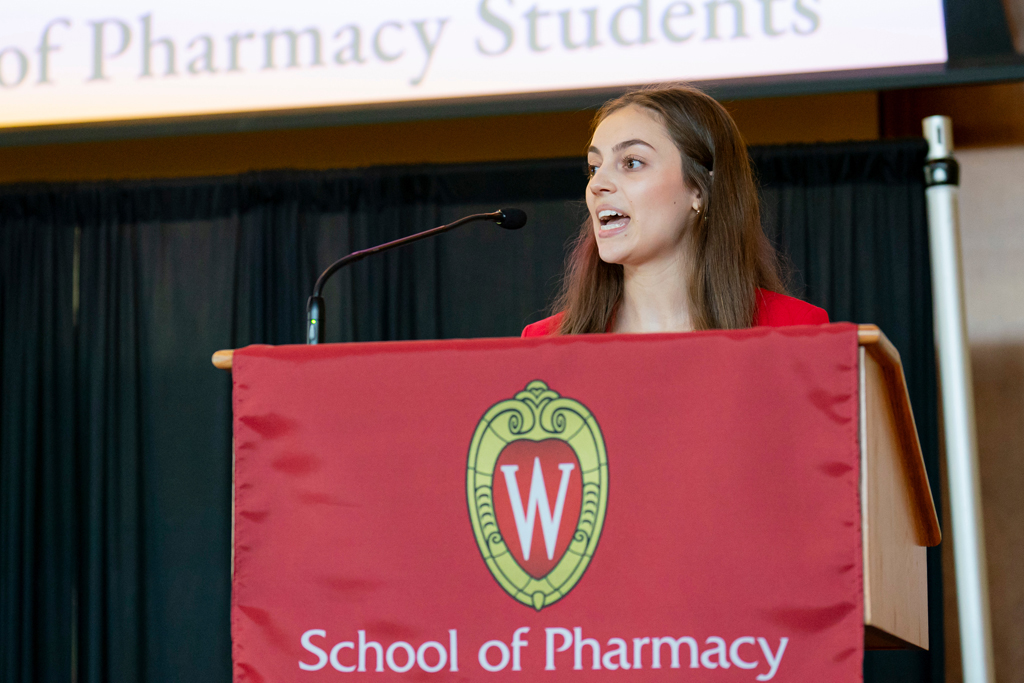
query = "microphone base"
(306, 296, 325, 345)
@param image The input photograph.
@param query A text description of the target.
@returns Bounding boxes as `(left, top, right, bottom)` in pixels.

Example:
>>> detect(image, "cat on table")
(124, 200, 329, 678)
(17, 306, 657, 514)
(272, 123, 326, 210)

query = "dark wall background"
(944, 0, 1019, 61)
(1, 140, 942, 682)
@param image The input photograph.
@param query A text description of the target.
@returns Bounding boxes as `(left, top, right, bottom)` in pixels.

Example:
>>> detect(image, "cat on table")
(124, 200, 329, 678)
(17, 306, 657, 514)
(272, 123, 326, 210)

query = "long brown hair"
(553, 85, 784, 334)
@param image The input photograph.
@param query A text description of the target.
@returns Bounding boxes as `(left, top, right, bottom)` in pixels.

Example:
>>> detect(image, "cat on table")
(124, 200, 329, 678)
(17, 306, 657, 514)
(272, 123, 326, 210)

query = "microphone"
(306, 208, 528, 344)
(495, 208, 527, 230)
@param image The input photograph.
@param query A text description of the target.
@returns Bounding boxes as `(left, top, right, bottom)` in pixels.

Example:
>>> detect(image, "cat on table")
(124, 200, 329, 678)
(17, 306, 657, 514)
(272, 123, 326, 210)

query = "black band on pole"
(924, 158, 960, 187)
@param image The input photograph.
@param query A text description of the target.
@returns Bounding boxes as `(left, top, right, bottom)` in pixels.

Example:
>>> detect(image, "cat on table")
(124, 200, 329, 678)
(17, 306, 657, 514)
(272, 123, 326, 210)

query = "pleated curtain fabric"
(0, 201, 77, 683)
(0, 139, 940, 682)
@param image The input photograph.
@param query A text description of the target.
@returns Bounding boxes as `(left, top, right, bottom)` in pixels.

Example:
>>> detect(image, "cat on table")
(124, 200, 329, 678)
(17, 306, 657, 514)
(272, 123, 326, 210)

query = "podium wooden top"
(212, 348, 234, 370)
(212, 325, 894, 371)
(212, 325, 941, 548)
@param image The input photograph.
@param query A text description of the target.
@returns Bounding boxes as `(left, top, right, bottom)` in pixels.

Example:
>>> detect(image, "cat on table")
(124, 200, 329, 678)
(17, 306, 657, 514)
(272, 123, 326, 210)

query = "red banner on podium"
(231, 325, 863, 682)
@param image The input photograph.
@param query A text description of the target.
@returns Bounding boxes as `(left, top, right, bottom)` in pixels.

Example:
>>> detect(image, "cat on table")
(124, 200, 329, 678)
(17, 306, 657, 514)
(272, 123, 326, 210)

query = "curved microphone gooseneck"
(306, 208, 528, 344)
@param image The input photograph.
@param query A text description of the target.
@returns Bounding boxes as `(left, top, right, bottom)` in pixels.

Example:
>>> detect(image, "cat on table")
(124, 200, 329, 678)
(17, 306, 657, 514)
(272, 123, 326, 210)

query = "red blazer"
(521, 289, 828, 337)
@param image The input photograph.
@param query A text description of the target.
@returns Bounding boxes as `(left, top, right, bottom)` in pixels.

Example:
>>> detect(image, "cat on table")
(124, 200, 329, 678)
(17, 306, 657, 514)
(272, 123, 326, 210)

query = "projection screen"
(0, 0, 948, 129)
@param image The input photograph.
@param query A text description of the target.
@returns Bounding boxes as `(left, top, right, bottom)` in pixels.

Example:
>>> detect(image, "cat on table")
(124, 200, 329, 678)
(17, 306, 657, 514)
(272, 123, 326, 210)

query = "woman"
(522, 85, 826, 337)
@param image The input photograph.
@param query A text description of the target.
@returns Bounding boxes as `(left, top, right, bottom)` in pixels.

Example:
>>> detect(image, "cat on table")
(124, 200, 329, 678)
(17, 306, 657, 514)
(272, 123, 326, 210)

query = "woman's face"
(586, 105, 701, 269)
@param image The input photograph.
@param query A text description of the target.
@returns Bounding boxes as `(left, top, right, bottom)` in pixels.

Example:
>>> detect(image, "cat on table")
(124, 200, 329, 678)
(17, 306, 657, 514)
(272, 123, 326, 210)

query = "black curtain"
(0, 198, 77, 683)
(0, 139, 941, 682)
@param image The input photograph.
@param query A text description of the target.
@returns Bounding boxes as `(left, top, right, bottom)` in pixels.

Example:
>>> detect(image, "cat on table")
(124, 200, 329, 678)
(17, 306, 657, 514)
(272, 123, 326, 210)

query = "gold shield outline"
(466, 380, 609, 611)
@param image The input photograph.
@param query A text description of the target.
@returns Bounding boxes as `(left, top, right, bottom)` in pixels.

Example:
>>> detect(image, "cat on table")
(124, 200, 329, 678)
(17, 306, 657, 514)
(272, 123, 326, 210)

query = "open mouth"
(598, 209, 630, 231)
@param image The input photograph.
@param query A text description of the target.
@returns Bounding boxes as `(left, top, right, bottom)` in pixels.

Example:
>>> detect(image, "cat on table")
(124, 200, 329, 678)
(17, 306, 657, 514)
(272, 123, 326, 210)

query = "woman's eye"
(624, 157, 643, 170)
(586, 164, 599, 178)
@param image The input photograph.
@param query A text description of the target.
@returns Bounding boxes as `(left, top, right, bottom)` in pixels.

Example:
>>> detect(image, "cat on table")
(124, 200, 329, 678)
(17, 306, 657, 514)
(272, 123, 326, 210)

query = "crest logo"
(467, 381, 608, 610)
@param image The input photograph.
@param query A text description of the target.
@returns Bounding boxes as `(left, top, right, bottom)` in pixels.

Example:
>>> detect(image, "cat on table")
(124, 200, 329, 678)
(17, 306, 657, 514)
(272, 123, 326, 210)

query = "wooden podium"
(855, 325, 941, 649)
(213, 324, 940, 653)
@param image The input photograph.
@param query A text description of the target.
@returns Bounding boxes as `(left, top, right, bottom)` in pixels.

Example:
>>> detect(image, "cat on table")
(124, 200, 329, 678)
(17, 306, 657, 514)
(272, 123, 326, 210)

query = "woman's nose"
(589, 167, 615, 193)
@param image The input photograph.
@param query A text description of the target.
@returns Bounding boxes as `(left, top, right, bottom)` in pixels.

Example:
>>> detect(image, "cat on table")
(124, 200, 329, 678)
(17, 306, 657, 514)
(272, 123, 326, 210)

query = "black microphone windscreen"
(496, 208, 527, 230)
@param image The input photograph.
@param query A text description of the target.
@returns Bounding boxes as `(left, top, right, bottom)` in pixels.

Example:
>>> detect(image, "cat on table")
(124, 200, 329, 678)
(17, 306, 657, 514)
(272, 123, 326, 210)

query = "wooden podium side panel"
(861, 349, 929, 649)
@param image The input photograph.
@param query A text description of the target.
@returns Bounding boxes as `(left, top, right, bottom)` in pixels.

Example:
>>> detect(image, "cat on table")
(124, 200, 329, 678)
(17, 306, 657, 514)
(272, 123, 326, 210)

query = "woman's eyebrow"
(588, 139, 654, 156)
(613, 138, 654, 153)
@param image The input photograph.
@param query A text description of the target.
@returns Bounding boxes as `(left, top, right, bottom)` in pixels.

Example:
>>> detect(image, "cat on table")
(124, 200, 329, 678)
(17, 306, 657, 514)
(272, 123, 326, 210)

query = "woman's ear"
(690, 184, 703, 212)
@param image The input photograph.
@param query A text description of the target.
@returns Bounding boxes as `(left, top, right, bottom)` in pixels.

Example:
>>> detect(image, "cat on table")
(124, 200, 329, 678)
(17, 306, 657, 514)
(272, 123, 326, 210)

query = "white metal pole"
(922, 115, 995, 683)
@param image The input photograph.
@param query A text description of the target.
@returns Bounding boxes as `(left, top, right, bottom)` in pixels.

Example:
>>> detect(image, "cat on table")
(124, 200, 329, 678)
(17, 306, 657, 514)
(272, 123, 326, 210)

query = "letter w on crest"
(500, 459, 575, 561)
